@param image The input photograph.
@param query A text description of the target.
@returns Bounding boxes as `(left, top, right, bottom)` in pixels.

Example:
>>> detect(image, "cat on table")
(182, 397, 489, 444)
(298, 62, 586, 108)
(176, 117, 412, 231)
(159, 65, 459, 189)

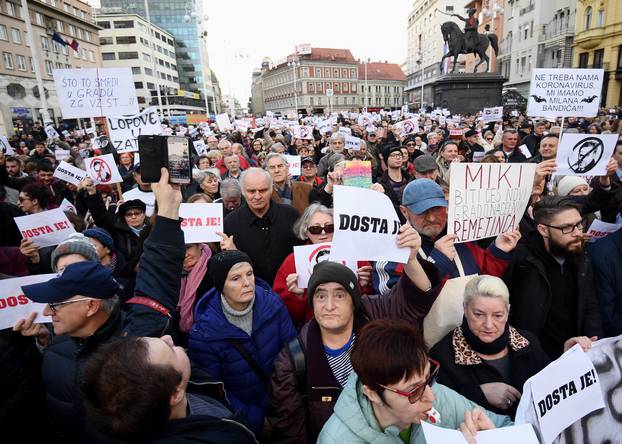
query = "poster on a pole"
(53, 68, 139, 118)
(107, 106, 161, 153)
(84, 154, 123, 185)
(448, 163, 536, 243)
(526, 69, 604, 118)
(554, 134, 617, 177)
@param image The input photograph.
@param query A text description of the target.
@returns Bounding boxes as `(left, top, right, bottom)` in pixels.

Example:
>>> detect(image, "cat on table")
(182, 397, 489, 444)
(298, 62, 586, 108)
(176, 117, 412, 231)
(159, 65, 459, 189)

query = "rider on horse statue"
(453, 8, 479, 52)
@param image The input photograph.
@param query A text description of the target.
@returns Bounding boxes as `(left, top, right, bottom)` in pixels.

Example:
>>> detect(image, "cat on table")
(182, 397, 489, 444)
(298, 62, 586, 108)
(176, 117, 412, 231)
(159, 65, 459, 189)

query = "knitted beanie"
(557, 176, 588, 197)
(83, 227, 115, 252)
(208, 250, 253, 293)
(51, 232, 100, 271)
(307, 261, 361, 310)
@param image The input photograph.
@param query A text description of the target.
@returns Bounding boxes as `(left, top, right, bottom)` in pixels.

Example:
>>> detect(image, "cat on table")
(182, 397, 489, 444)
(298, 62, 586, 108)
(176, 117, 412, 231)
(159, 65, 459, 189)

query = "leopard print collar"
(452, 325, 530, 366)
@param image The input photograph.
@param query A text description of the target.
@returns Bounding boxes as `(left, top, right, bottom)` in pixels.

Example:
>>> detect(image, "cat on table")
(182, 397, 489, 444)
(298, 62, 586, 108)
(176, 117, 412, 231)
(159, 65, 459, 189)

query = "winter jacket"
(588, 228, 622, 336)
(430, 326, 550, 418)
(271, 180, 313, 215)
(149, 415, 257, 444)
(317, 373, 513, 443)
(189, 279, 297, 434)
(267, 260, 442, 444)
(0, 246, 29, 276)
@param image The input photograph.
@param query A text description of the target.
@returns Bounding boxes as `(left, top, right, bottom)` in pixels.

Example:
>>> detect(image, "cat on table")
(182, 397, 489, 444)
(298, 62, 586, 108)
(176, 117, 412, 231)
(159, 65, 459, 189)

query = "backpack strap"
(286, 337, 307, 394)
(227, 339, 270, 386)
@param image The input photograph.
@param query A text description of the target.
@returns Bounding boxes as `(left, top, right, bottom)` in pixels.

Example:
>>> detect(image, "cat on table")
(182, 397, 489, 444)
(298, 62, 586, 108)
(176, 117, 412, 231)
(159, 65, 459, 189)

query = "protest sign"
(449, 129, 464, 137)
(234, 119, 249, 132)
(45, 125, 59, 139)
(0, 274, 55, 330)
(448, 163, 536, 243)
(283, 154, 301, 176)
(179, 203, 223, 243)
(527, 69, 604, 118)
(122, 187, 155, 216)
(14, 208, 76, 248)
(396, 118, 419, 136)
(330, 185, 409, 263)
(54, 149, 71, 161)
(481, 106, 503, 122)
(554, 134, 617, 177)
(586, 219, 622, 241)
(107, 106, 161, 153)
(193, 140, 207, 156)
(215, 113, 231, 131)
(52, 67, 139, 118)
(338, 127, 352, 136)
(357, 114, 371, 127)
(293, 242, 358, 288)
(293, 125, 313, 140)
(84, 154, 123, 185)
(421, 422, 538, 444)
(519, 144, 533, 159)
(59, 198, 77, 214)
(342, 160, 372, 189)
(345, 135, 362, 151)
(53, 161, 87, 186)
(0, 135, 13, 154)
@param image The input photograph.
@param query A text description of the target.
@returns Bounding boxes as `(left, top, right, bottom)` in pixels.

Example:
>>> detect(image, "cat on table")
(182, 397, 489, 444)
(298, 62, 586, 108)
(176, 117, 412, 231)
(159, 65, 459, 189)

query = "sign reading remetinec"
(527, 68, 604, 118)
(53, 67, 139, 118)
(448, 163, 536, 243)
(107, 106, 161, 153)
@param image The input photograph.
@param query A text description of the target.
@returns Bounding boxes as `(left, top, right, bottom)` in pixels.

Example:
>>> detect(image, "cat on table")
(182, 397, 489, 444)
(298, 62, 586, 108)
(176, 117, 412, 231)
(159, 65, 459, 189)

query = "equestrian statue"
(437, 8, 499, 74)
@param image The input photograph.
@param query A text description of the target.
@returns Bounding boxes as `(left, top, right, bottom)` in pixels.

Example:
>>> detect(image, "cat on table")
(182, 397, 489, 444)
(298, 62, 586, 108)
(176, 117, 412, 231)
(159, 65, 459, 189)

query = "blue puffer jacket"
(188, 279, 296, 434)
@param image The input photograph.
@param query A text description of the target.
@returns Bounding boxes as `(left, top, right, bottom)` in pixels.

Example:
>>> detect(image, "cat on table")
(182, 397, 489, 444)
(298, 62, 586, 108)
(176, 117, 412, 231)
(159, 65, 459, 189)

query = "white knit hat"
(557, 176, 589, 197)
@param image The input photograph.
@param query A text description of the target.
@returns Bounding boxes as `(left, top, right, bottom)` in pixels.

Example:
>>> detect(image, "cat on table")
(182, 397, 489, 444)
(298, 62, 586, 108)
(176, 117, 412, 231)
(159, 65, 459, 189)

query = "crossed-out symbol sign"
(91, 158, 112, 183)
(403, 120, 415, 134)
(568, 137, 604, 174)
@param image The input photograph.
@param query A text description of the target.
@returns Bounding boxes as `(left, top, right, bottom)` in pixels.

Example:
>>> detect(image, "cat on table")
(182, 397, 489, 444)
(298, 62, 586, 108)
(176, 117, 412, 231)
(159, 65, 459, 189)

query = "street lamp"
(288, 56, 300, 115)
(363, 58, 370, 112)
(143, 0, 164, 117)
(186, 1, 216, 118)
(417, 50, 424, 111)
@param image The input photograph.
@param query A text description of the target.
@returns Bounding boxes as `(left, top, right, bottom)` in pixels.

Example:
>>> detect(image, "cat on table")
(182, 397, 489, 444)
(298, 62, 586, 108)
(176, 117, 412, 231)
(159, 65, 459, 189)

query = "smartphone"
(166, 136, 191, 184)
(138, 135, 167, 182)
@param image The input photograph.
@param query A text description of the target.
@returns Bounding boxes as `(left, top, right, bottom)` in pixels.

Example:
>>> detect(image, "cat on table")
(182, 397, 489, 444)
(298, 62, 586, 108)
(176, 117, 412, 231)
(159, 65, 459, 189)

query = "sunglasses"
(307, 223, 335, 235)
(379, 358, 440, 404)
(406, 142, 416, 147)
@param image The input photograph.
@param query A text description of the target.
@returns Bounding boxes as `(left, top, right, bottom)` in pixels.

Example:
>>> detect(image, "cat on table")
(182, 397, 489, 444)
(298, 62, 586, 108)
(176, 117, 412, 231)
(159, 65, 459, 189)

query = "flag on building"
(69, 39, 80, 52)
(52, 32, 68, 46)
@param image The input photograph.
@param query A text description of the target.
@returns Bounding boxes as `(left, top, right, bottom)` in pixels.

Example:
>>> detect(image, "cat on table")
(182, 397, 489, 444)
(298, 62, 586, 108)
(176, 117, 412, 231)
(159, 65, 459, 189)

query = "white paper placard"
(54, 149, 71, 161)
(179, 203, 223, 243)
(0, 274, 55, 330)
(14, 208, 76, 248)
(59, 198, 77, 214)
(345, 135, 362, 151)
(519, 144, 533, 159)
(84, 154, 123, 185)
(283, 154, 301, 176)
(555, 134, 617, 177)
(586, 219, 622, 241)
(45, 125, 60, 139)
(293, 242, 357, 288)
(52, 67, 139, 118)
(107, 106, 161, 153)
(481, 106, 504, 122)
(0, 135, 13, 154)
(53, 161, 87, 186)
(421, 421, 538, 444)
(216, 113, 231, 131)
(293, 125, 314, 140)
(193, 140, 208, 156)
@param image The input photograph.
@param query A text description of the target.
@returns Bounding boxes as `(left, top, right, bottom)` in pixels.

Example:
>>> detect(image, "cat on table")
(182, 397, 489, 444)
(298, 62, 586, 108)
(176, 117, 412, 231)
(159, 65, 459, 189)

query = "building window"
(55, 20, 63, 32)
(118, 52, 139, 60)
(325, 68, 330, 77)
(597, 10, 604, 28)
(308, 82, 315, 93)
(134, 82, 144, 89)
(72, 6, 79, 15)
(85, 31, 91, 42)
(143, 53, 151, 62)
(593, 48, 604, 68)
(342, 68, 348, 78)
(114, 20, 134, 29)
(3, 52, 14, 69)
(6, 2, 15, 16)
(102, 52, 115, 60)
(145, 67, 153, 76)
(68, 25, 75, 37)
(132, 66, 141, 74)
(316, 67, 321, 77)
(88, 50, 94, 62)
(618, 46, 622, 71)
(41, 36, 50, 51)
(342, 82, 348, 93)
(77, 28, 83, 39)
(584, 6, 592, 30)
(0, 25, 7, 41)
(97, 21, 111, 29)
(45, 60, 54, 75)
(35, 12, 44, 26)
(63, 2, 70, 12)
(579, 52, 589, 68)
(116, 36, 137, 44)
(333, 68, 339, 78)
(29, 56, 34, 71)
(334, 82, 340, 93)
(147, 82, 155, 89)
(100, 37, 113, 45)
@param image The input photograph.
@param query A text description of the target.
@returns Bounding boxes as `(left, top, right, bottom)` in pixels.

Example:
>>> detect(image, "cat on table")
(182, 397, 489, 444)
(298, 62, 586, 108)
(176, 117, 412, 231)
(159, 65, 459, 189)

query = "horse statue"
(439, 21, 499, 74)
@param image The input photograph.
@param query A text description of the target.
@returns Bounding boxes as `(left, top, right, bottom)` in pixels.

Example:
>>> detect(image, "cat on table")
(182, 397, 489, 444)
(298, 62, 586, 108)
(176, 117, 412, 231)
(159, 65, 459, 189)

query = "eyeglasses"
(406, 143, 416, 147)
(389, 152, 403, 158)
(539, 222, 583, 234)
(379, 359, 440, 404)
(18, 196, 32, 202)
(307, 223, 335, 235)
(124, 210, 144, 218)
(48, 297, 94, 314)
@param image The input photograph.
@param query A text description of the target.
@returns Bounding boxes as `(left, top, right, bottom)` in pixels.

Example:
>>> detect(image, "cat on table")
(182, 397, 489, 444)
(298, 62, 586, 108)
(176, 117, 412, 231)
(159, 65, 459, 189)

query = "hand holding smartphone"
(138, 135, 191, 184)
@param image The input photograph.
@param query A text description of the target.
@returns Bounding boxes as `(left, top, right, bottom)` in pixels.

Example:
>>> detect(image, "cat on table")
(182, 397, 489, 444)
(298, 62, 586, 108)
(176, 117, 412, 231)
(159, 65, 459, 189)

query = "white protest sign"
(283, 154, 301, 176)
(14, 208, 76, 248)
(53, 161, 88, 186)
(586, 219, 622, 241)
(555, 134, 617, 177)
(330, 185, 409, 263)
(338, 127, 352, 136)
(54, 149, 71, 161)
(234, 119, 250, 132)
(397, 118, 419, 136)
(179, 203, 223, 243)
(527, 69, 604, 118)
(448, 163, 536, 243)
(519, 144, 532, 159)
(0, 135, 13, 154)
(0, 274, 55, 330)
(293, 242, 358, 288)
(107, 106, 161, 153)
(481, 106, 503, 122)
(52, 67, 139, 118)
(176, 127, 188, 137)
(122, 187, 155, 216)
(421, 422, 538, 444)
(84, 154, 123, 185)
(293, 125, 313, 140)
(45, 125, 59, 139)
(215, 113, 231, 131)
(59, 198, 77, 214)
(193, 140, 207, 156)
(345, 135, 362, 151)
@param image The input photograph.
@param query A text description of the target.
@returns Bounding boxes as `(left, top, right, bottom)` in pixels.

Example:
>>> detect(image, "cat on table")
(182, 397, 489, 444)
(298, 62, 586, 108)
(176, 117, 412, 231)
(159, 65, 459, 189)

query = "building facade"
(536, 1, 576, 71)
(262, 47, 359, 115)
(405, 0, 465, 108)
(572, 0, 621, 107)
(0, 0, 100, 133)
(358, 61, 406, 111)
(463, 0, 506, 73)
(95, 12, 181, 115)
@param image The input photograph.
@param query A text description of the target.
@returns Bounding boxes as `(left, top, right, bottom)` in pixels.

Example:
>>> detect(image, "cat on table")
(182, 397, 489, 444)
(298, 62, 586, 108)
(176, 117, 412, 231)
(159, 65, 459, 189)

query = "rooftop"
(357, 62, 406, 81)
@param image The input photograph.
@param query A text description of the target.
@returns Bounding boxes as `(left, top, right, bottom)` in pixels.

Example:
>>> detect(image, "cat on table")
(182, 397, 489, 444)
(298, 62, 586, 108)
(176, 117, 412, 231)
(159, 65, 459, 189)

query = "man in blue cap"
(372, 179, 521, 294)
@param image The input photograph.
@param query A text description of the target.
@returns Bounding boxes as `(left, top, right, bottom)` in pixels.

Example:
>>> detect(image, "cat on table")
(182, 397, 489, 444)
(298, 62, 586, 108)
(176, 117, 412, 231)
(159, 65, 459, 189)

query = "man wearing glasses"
(318, 319, 512, 443)
(504, 196, 604, 359)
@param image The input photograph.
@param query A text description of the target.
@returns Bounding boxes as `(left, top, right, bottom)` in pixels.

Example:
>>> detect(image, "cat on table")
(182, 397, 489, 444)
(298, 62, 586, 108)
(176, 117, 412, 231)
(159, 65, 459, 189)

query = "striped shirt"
(324, 333, 356, 387)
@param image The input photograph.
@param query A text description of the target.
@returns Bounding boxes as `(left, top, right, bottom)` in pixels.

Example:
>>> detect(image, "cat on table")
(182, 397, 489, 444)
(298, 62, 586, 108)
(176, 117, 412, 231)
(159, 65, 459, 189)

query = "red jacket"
(215, 155, 250, 176)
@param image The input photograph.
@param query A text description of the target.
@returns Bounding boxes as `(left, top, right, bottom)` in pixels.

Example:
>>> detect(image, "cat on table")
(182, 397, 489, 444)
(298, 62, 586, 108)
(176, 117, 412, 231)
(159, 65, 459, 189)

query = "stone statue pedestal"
(432, 73, 507, 115)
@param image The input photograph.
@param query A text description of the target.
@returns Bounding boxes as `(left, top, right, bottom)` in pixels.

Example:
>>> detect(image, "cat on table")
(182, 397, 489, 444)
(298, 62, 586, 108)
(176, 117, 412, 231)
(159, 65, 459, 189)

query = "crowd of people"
(1, 106, 622, 443)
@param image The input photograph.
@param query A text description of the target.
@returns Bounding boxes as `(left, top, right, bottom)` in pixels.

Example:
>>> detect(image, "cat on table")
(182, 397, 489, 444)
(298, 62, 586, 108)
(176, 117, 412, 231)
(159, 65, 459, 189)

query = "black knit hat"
(382, 145, 403, 162)
(307, 261, 361, 310)
(208, 250, 253, 293)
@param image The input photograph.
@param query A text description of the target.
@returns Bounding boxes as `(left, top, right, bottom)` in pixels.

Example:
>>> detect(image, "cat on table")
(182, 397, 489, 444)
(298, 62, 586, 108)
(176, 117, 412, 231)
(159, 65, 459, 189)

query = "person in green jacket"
(318, 319, 513, 444)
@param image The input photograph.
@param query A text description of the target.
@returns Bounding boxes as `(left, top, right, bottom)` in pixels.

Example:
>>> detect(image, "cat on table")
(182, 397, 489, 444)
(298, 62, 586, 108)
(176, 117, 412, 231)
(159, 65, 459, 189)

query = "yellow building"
(572, 0, 622, 107)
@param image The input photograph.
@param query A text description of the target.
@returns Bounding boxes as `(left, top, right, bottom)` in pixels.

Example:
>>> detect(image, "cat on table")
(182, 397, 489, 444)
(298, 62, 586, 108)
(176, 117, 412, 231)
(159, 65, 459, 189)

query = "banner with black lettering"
(107, 106, 162, 153)
(330, 185, 409, 263)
